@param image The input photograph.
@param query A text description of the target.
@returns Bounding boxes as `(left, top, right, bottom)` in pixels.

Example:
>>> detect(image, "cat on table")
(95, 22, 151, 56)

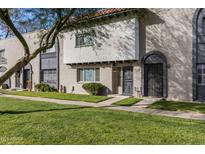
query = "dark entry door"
(23, 69, 30, 89)
(123, 67, 133, 96)
(15, 71, 21, 88)
(145, 64, 163, 97)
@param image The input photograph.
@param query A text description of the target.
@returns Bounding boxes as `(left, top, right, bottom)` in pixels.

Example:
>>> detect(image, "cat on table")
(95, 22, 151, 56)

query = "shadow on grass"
(0, 106, 94, 115)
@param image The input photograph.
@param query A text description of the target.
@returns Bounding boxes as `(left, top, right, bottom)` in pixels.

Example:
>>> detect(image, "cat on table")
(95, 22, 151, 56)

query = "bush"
(35, 83, 57, 92)
(82, 83, 105, 95)
(1, 84, 9, 89)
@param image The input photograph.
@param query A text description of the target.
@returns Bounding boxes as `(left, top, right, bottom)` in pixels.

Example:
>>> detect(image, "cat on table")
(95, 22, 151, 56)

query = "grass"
(1, 97, 205, 144)
(148, 100, 205, 114)
(0, 89, 110, 103)
(113, 97, 142, 106)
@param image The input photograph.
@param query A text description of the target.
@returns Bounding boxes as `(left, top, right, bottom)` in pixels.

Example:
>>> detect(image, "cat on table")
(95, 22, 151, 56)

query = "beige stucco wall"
(59, 39, 114, 94)
(59, 65, 113, 94)
(0, 31, 41, 89)
(145, 8, 196, 101)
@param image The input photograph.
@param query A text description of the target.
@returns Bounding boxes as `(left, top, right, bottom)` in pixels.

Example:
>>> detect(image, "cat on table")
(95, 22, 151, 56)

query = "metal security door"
(123, 67, 133, 96)
(145, 64, 163, 97)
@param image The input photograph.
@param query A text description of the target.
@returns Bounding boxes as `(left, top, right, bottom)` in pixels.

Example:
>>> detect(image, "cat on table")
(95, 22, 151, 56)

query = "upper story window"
(0, 49, 5, 58)
(43, 45, 56, 54)
(76, 32, 94, 48)
(0, 49, 7, 64)
(77, 68, 100, 82)
(0, 66, 7, 72)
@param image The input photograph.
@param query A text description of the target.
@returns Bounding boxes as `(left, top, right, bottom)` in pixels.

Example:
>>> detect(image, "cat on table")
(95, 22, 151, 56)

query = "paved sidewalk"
(1, 94, 205, 121)
(97, 95, 129, 107)
(131, 97, 161, 108)
(0, 94, 128, 107)
(107, 106, 205, 121)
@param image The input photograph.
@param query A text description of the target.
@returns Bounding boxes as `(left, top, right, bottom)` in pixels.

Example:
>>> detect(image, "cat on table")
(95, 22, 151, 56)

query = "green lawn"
(0, 90, 110, 103)
(113, 97, 142, 106)
(148, 100, 205, 114)
(1, 97, 205, 144)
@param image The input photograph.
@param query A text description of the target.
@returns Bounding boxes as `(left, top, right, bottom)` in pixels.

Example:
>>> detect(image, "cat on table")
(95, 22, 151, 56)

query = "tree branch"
(0, 8, 77, 86)
(0, 9, 30, 56)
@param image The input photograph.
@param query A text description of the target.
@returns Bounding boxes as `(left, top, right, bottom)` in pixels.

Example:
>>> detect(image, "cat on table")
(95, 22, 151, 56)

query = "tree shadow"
(0, 106, 94, 115)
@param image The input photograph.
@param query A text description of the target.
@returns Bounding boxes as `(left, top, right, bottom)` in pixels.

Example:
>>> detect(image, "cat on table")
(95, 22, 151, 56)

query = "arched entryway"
(193, 9, 205, 101)
(0, 66, 11, 88)
(15, 63, 33, 89)
(142, 51, 167, 98)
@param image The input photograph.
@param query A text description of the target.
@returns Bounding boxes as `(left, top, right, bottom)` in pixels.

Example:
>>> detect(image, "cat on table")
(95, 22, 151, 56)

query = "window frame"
(197, 64, 205, 85)
(41, 69, 57, 84)
(77, 68, 100, 83)
(203, 17, 205, 35)
(75, 32, 94, 48)
(0, 49, 5, 58)
(43, 43, 57, 54)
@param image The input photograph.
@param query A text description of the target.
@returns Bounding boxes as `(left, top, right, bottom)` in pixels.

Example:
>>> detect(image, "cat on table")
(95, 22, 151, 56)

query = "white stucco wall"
(63, 17, 139, 64)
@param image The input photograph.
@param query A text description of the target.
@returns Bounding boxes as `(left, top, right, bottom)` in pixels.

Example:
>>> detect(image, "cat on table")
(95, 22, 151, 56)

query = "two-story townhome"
(1, 8, 205, 102)
(59, 8, 193, 101)
(60, 8, 143, 96)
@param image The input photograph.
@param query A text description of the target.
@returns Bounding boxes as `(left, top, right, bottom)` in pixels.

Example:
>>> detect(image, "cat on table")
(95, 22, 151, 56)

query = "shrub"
(35, 83, 57, 92)
(82, 83, 105, 95)
(1, 84, 9, 89)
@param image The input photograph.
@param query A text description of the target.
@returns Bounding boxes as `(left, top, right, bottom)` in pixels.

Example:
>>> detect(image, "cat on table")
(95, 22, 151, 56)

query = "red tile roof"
(77, 8, 132, 21)
(94, 8, 129, 17)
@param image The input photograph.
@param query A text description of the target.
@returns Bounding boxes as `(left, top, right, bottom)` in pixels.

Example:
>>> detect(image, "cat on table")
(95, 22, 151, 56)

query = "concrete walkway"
(131, 97, 161, 108)
(0, 94, 128, 107)
(1, 94, 205, 121)
(107, 106, 205, 121)
(97, 95, 129, 107)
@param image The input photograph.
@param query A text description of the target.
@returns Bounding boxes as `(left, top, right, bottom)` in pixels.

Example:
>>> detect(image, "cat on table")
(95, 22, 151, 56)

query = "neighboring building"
(1, 8, 205, 102)
(0, 32, 40, 90)
(0, 31, 58, 90)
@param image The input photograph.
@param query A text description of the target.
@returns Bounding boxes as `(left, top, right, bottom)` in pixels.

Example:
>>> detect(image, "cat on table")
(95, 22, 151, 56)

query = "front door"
(23, 69, 30, 89)
(144, 64, 163, 97)
(15, 71, 21, 88)
(123, 67, 133, 96)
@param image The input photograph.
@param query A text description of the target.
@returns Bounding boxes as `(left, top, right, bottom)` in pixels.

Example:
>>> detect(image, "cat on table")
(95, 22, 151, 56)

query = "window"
(197, 64, 205, 85)
(203, 17, 205, 34)
(41, 69, 57, 84)
(77, 68, 100, 82)
(76, 33, 94, 47)
(0, 49, 5, 58)
(43, 45, 56, 53)
(0, 66, 6, 72)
